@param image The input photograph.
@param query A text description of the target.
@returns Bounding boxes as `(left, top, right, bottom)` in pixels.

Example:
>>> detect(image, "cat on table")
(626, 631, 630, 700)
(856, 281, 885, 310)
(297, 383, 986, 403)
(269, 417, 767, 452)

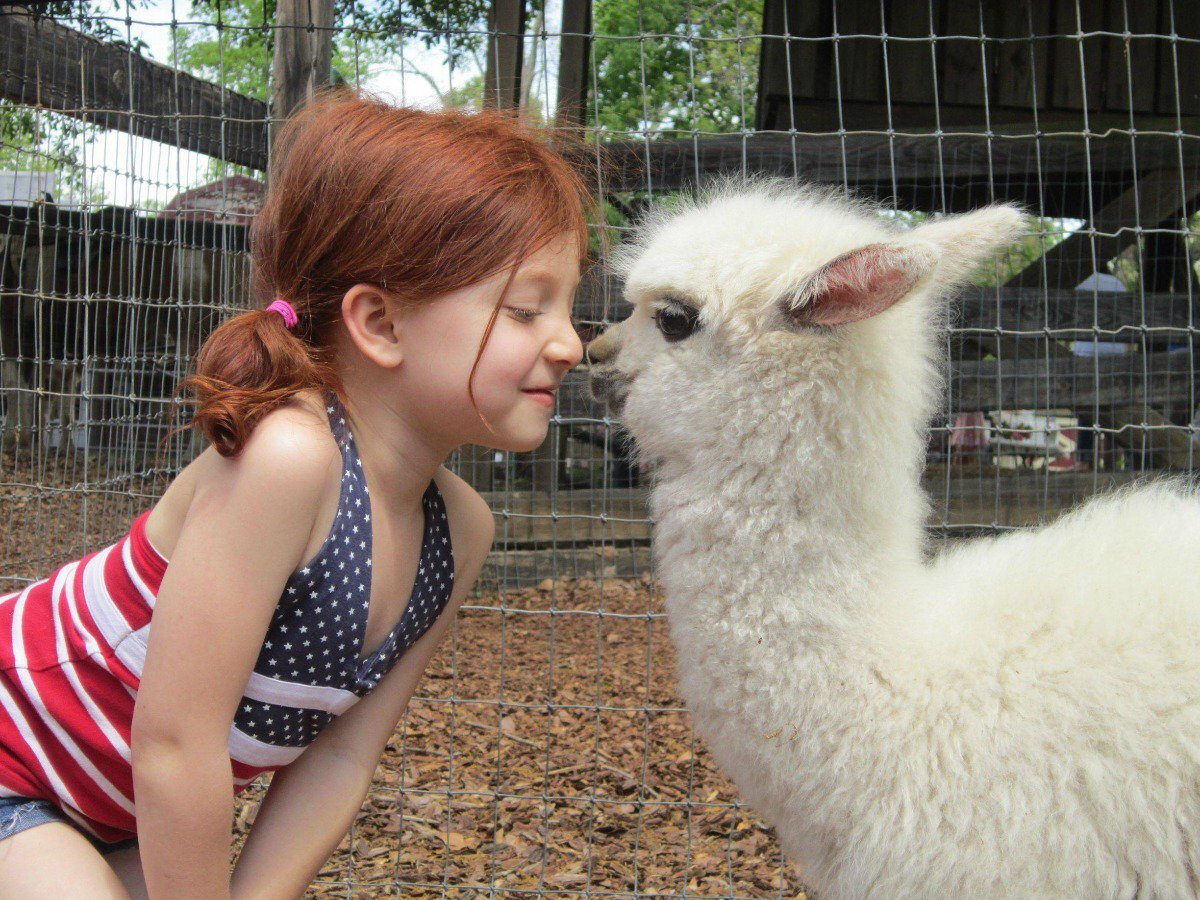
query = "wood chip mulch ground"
(238, 574, 809, 898)
(2, 451, 808, 897)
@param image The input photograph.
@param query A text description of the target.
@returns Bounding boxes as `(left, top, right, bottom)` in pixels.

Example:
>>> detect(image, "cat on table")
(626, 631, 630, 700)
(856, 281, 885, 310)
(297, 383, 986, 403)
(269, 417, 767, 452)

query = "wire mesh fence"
(1, 0, 1198, 895)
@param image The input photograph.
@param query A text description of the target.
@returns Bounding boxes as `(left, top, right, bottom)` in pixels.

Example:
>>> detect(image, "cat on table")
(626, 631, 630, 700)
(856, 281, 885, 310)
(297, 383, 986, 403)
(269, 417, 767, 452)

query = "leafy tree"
(352, 0, 490, 69)
(164, 0, 761, 133)
(590, 0, 761, 137)
(171, 0, 393, 101)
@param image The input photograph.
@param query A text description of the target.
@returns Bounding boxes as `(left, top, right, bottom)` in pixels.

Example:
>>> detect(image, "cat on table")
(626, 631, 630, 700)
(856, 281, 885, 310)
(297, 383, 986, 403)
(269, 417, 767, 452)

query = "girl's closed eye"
(507, 306, 542, 322)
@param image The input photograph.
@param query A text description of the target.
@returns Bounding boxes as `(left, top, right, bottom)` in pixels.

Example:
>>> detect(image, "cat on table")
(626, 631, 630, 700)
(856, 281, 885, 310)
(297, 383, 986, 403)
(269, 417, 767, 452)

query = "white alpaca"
(586, 178, 1200, 898)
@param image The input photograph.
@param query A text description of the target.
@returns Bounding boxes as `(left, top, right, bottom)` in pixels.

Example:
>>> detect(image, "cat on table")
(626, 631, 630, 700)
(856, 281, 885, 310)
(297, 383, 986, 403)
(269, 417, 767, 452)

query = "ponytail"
(166, 304, 341, 458)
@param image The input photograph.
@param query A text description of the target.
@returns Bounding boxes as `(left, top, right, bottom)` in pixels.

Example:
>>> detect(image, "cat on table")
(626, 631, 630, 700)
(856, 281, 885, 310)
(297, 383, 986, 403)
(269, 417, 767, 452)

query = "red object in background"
(949, 411, 989, 458)
(162, 175, 264, 225)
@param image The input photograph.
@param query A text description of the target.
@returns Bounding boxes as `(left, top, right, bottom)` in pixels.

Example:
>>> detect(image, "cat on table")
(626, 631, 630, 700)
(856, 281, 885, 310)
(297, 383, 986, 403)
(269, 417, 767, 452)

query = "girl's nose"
(549, 320, 585, 370)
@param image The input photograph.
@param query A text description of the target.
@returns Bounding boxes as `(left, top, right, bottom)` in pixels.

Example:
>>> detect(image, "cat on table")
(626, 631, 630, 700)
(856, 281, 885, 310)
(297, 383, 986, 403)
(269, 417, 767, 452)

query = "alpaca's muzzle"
(586, 369, 628, 417)
(585, 327, 629, 416)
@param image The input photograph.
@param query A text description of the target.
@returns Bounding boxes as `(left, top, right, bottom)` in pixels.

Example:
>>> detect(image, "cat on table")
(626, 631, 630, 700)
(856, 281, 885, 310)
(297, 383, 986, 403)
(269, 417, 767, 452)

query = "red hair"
(169, 89, 599, 457)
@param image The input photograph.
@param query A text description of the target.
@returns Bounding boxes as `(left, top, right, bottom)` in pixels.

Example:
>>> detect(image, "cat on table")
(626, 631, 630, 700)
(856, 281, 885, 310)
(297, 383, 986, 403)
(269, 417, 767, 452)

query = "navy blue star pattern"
(232, 389, 455, 748)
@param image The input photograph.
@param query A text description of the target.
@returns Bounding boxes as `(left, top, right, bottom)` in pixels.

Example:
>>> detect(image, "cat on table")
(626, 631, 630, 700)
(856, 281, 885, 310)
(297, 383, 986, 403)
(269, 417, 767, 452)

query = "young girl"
(0, 90, 593, 898)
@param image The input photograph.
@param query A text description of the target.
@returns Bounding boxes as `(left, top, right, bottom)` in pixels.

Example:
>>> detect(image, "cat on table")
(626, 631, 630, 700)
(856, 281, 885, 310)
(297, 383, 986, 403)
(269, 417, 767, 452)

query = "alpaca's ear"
(781, 242, 939, 328)
(911, 204, 1030, 283)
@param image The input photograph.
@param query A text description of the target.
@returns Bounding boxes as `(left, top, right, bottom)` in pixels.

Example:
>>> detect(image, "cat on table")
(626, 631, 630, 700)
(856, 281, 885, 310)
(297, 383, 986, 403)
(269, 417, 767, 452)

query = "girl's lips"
(522, 389, 556, 407)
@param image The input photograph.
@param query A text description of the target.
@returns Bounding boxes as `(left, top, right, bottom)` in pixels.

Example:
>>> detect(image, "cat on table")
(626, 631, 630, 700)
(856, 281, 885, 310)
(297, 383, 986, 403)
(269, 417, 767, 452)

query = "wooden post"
(483, 0, 526, 110)
(533, 0, 594, 495)
(555, 0, 591, 128)
(271, 0, 335, 129)
(1141, 226, 1198, 294)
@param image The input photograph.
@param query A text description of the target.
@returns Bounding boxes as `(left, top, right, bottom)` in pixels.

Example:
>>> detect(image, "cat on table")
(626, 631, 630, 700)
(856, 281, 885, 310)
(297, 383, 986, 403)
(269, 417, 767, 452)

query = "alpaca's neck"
(651, 371, 928, 625)
(643, 317, 942, 855)
(648, 362, 930, 730)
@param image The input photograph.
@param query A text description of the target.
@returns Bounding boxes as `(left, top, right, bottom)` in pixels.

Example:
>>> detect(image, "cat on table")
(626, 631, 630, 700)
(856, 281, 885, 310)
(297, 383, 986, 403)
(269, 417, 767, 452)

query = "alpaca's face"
(583, 256, 754, 462)
(587, 183, 1027, 464)
(587, 187, 913, 460)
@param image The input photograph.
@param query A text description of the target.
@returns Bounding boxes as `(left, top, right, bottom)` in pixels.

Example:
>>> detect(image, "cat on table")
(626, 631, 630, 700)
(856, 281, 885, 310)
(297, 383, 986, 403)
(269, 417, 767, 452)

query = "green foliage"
(587, 196, 629, 261)
(350, 0, 490, 69)
(171, 0, 274, 101)
(165, 0, 762, 139)
(171, 0, 395, 181)
(24, 0, 147, 46)
(590, 0, 761, 137)
(0, 102, 106, 202)
(440, 73, 487, 110)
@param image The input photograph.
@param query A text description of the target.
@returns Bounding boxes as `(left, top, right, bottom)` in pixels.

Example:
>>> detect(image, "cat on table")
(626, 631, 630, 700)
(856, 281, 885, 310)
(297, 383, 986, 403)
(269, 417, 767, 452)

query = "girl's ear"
(781, 242, 939, 328)
(342, 283, 404, 368)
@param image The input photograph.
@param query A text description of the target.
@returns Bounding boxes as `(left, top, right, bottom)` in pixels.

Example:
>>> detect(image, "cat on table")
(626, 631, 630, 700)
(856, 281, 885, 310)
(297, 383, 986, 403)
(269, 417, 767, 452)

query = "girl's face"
(394, 232, 585, 453)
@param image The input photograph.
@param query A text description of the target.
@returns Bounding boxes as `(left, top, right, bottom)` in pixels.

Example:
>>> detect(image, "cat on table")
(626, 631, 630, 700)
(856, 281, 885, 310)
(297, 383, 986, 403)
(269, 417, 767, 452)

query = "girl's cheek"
(480, 334, 533, 380)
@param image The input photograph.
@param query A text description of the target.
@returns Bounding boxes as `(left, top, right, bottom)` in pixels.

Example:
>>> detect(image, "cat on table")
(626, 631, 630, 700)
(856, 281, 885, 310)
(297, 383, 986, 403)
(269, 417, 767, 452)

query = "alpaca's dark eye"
(653, 307, 699, 342)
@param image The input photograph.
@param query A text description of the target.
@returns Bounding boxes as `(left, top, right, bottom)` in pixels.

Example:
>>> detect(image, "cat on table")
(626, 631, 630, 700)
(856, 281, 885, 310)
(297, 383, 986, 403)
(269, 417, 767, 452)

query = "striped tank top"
(0, 390, 455, 843)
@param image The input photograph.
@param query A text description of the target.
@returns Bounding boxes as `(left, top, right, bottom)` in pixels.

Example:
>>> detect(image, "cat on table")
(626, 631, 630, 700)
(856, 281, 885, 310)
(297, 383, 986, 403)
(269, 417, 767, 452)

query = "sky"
(51, 0, 561, 208)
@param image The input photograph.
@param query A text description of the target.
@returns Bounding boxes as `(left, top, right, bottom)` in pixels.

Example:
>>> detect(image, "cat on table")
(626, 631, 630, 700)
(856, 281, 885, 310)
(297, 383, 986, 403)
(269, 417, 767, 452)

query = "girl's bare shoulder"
(146, 389, 341, 562)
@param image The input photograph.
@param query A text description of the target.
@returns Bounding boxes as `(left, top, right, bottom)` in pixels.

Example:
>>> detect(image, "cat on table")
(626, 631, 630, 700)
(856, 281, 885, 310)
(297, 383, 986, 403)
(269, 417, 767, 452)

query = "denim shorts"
(0, 794, 137, 856)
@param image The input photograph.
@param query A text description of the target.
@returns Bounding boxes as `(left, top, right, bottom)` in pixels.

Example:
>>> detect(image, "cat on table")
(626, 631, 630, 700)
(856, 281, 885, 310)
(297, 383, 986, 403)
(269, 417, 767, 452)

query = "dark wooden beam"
(483, 0, 526, 110)
(1008, 169, 1200, 289)
(271, 0, 335, 128)
(597, 132, 1200, 196)
(1141, 227, 1198, 294)
(0, 236, 1139, 363)
(555, 0, 591, 128)
(953, 285, 1200, 340)
(0, 6, 268, 171)
(757, 98, 1200, 136)
(949, 350, 1197, 411)
(756, 0, 1200, 130)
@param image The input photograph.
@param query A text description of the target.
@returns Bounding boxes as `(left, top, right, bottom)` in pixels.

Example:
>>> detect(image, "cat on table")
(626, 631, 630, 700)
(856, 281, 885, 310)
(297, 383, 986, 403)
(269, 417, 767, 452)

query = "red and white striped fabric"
(0, 510, 288, 844)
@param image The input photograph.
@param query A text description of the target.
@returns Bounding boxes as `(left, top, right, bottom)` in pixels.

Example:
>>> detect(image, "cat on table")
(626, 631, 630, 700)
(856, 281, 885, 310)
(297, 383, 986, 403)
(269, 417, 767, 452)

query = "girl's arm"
(132, 413, 339, 899)
(228, 481, 495, 899)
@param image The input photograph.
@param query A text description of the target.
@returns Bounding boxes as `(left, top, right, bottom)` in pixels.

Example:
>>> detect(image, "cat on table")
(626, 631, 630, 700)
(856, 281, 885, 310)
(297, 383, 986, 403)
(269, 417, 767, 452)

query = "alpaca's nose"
(585, 325, 620, 366)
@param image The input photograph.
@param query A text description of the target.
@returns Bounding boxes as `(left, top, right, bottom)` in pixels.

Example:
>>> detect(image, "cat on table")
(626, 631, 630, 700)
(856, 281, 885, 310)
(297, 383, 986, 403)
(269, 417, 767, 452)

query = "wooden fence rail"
(0, 6, 268, 171)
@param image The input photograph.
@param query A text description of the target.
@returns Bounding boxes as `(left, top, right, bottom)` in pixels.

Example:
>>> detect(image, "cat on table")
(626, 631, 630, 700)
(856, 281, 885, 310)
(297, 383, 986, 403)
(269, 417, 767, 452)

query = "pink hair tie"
(266, 298, 299, 329)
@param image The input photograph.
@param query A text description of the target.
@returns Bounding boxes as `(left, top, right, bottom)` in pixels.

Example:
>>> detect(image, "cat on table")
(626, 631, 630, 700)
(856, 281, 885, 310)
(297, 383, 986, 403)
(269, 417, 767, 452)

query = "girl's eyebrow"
(518, 269, 564, 287)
